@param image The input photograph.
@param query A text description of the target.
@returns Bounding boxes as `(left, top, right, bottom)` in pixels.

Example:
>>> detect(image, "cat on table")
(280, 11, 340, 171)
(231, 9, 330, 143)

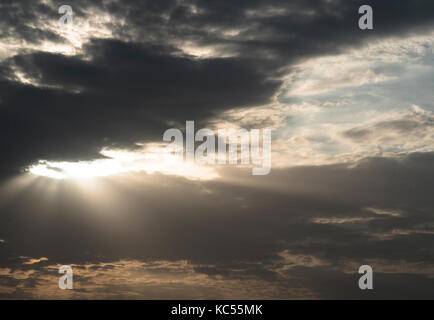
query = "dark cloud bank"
(1, 0, 433, 176)
(1, 153, 434, 298)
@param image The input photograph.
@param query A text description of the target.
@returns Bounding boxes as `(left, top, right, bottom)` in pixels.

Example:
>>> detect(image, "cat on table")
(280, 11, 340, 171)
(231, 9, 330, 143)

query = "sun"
(28, 159, 121, 179)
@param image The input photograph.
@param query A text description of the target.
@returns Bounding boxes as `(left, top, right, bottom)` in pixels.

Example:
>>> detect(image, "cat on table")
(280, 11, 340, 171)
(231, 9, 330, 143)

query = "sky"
(0, 0, 434, 299)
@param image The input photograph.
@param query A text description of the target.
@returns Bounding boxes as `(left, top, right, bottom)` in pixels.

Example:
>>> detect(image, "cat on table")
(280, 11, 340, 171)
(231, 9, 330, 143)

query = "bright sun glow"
(28, 144, 219, 181)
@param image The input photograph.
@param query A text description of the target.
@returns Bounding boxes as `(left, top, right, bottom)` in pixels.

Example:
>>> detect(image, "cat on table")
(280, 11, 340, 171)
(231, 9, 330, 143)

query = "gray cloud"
(1, 153, 434, 298)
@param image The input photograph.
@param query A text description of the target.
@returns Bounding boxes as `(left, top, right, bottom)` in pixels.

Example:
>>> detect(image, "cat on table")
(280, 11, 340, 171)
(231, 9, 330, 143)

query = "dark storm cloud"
(0, 40, 278, 178)
(1, 153, 434, 298)
(0, 0, 62, 44)
(104, 0, 434, 63)
(0, 0, 433, 177)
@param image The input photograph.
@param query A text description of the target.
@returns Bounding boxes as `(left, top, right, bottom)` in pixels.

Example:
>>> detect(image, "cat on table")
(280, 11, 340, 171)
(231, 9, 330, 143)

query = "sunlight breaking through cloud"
(28, 143, 219, 181)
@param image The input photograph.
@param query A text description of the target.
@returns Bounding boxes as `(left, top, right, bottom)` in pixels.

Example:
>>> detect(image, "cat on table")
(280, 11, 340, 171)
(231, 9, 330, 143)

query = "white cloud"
(283, 31, 434, 97)
(28, 143, 219, 181)
(270, 105, 434, 167)
(312, 217, 375, 224)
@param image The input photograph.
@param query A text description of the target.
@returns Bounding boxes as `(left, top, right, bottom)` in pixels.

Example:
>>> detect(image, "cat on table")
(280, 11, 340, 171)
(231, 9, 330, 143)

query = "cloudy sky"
(0, 0, 434, 299)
